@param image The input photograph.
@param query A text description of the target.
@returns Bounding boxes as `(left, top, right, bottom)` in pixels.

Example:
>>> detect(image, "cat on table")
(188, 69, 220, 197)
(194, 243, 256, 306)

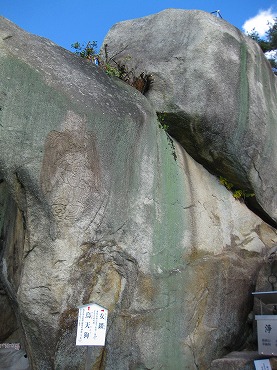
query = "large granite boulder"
(102, 9, 277, 224)
(0, 15, 276, 370)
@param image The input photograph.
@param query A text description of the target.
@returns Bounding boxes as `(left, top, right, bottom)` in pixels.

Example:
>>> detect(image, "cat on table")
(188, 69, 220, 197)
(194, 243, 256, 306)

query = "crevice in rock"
(245, 196, 277, 228)
(0, 173, 29, 357)
(158, 111, 277, 229)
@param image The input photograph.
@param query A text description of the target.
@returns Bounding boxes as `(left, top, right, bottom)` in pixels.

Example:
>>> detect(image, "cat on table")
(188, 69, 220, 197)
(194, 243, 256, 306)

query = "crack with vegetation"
(218, 176, 255, 200)
(218, 176, 277, 228)
(71, 41, 153, 94)
(156, 112, 177, 161)
(155, 110, 277, 229)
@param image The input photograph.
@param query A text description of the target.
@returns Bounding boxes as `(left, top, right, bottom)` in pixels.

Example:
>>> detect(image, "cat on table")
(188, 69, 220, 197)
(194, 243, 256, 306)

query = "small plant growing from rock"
(71, 41, 98, 61)
(156, 112, 169, 131)
(71, 41, 153, 94)
(156, 112, 176, 161)
(219, 176, 255, 200)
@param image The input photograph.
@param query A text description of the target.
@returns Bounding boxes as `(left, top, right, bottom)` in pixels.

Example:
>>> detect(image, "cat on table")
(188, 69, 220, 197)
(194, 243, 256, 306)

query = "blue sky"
(1, 1, 277, 52)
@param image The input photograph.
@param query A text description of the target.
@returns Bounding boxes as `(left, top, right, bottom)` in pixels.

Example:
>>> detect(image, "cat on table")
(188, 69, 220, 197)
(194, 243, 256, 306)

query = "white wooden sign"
(76, 303, 108, 346)
(254, 359, 272, 370)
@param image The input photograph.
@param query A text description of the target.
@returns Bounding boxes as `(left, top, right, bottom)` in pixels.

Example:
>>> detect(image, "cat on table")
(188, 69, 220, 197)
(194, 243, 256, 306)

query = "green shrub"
(71, 41, 98, 60)
(71, 41, 152, 94)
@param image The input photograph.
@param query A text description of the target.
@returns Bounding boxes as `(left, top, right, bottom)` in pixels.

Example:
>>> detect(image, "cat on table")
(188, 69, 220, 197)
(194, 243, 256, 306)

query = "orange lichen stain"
(88, 262, 122, 311)
(138, 273, 157, 301)
(183, 248, 210, 264)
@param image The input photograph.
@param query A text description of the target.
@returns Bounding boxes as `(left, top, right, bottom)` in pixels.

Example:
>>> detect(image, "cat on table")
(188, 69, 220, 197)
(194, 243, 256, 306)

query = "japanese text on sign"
(76, 303, 108, 346)
(254, 359, 272, 370)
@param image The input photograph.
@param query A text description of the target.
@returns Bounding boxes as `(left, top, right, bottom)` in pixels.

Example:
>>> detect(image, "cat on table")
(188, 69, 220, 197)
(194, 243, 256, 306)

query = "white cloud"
(265, 50, 277, 59)
(242, 8, 277, 38)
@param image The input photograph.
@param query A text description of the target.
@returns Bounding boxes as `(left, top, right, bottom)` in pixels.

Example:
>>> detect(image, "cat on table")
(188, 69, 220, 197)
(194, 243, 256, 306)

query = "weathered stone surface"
(102, 9, 277, 224)
(0, 15, 276, 370)
(211, 352, 277, 370)
(0, 348, 30, 370)
(210, 351, 264, 370)
(0, 287, 19, 342)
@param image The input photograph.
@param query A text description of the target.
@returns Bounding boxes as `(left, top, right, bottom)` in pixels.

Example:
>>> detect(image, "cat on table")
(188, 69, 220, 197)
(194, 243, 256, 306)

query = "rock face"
(0, 13, 276, 370)
(210, 351, 261, 370)
(102, 9, 277, 224)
